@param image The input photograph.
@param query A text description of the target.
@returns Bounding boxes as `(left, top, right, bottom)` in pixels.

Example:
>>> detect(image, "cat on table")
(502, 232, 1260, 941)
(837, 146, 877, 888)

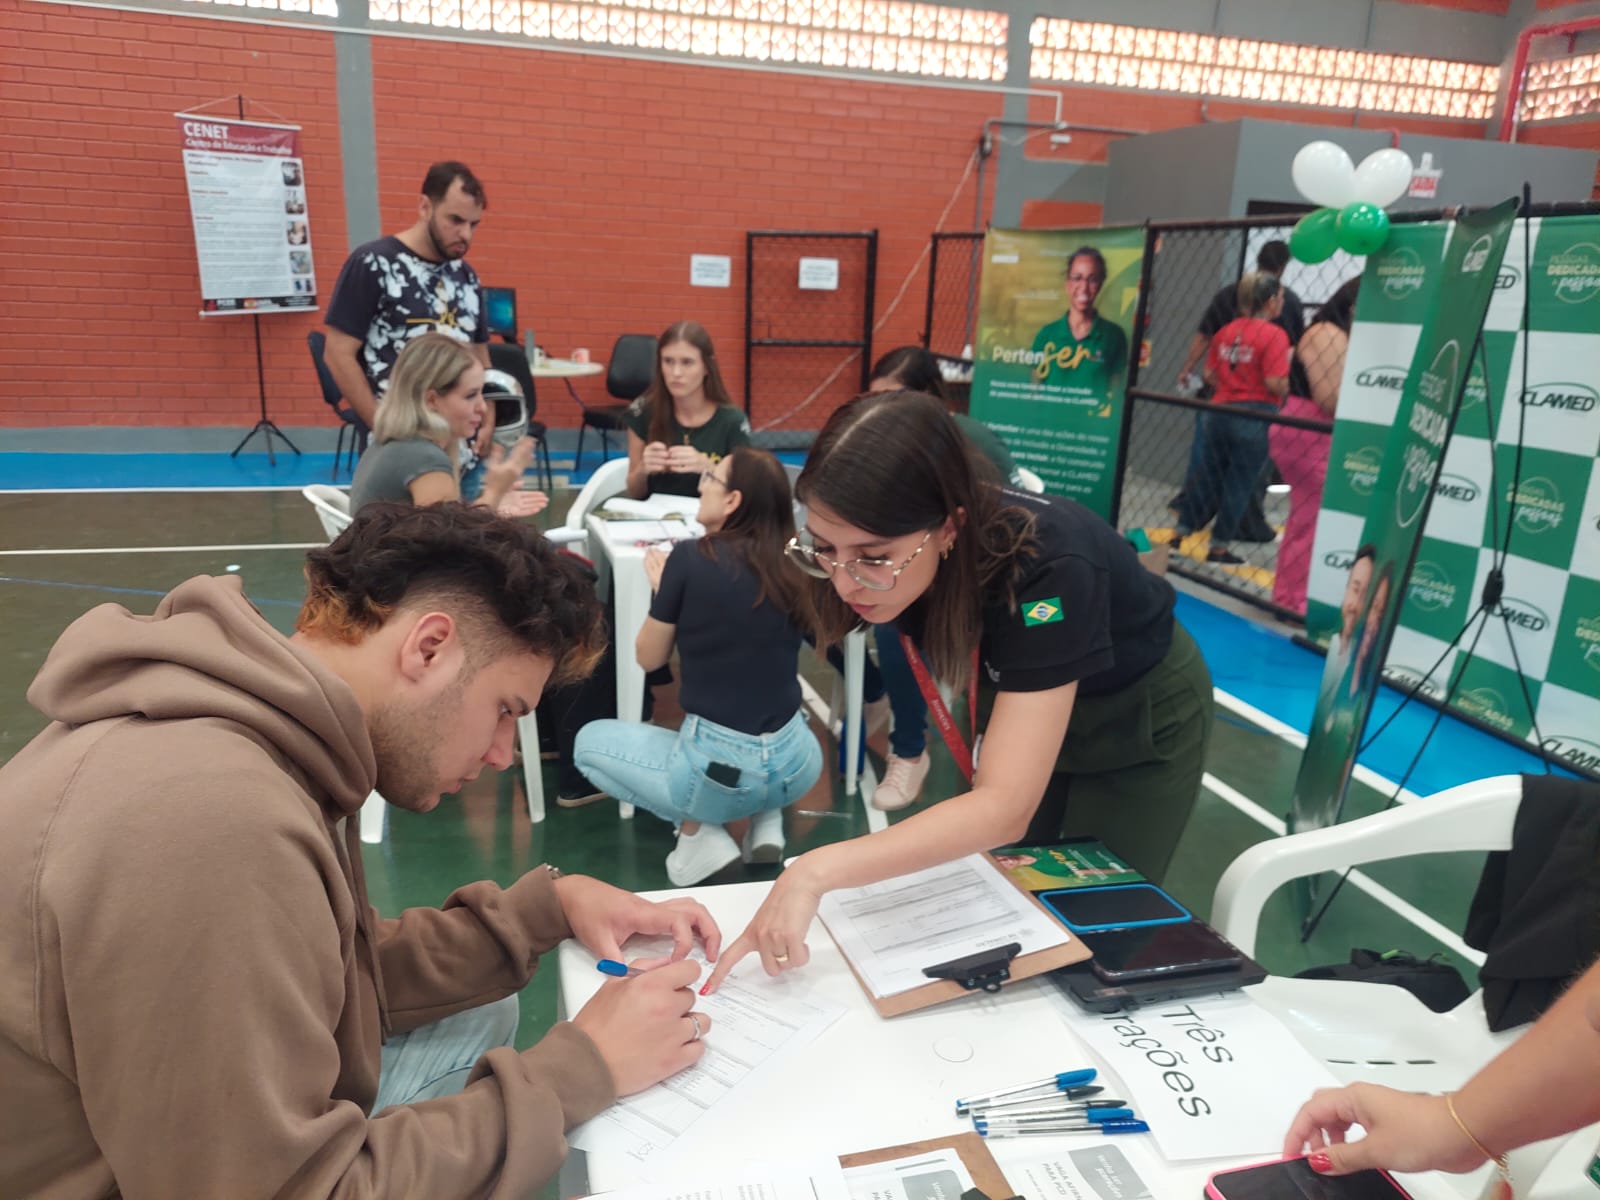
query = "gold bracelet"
(1445, 1092, 1512, 1186)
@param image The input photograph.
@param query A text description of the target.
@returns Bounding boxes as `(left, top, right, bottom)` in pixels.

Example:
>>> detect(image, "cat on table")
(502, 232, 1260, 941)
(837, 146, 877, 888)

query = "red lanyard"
(899, 633, 980, 784)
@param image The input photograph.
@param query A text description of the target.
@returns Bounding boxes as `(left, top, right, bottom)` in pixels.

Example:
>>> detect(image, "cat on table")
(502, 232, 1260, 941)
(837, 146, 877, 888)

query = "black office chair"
(487, 342, 555, 492)
(308, 330, 369, 480)
(574, 333, 654, 473)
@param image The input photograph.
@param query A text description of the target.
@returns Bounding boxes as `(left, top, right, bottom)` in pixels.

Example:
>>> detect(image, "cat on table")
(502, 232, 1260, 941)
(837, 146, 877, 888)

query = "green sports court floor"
(0, 483, 1520, 1067)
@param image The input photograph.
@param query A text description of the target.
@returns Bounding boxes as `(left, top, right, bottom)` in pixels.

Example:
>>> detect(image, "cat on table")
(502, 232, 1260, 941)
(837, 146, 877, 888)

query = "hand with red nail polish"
(1282, 1084, 1483, 1177)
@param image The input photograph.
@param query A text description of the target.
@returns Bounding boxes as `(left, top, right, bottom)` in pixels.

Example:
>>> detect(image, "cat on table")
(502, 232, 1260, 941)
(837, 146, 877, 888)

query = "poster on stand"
(1291, 200, 1517, 857)
(1306, 211, 1600, 778)
(968, 227, 1144, 518)
(174, 114, 317, 315)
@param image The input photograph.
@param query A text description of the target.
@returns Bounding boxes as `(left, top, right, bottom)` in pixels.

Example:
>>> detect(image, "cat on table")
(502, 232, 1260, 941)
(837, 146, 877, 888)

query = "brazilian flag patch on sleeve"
(1022, 596, 1063, 626)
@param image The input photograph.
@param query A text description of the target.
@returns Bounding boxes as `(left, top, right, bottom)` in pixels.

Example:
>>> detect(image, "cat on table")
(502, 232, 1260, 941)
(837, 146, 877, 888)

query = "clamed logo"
(1542, 734, 1600, 773)
(1548, 241, 1600, 304)
(1355, 365, 1407, 391)
(1379, 245, 1426, 300)
(1509, 476, 1565, 535)
(1521, 382, 1599, 414)
(1494, 264, 1521, 291)
(1383, 665, 1439, 698)
(1322, 548, 1356, 570)
(1433, 472, 1479, 504)
(1498, 596, 1550, 634)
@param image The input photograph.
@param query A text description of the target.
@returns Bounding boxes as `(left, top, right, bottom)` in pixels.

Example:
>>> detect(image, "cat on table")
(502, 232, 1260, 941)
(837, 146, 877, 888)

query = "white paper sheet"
(594, 1154, 850, 1200)
(595, 517, 701, 545)
(568, 944, 847, 1170)
(1049, 988, 1339, 1162)
(998, 1142, 1157, 1200)
(602, 495, 704, 519)
(842, 1147, 973, 1200)
(817, 854, 1071, 998)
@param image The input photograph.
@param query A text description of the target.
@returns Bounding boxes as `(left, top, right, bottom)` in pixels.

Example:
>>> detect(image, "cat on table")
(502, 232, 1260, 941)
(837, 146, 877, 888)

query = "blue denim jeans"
(873, 623, 928, 759)
(1176, 401, 1276, 542)
(573, 709, 822, 826)
(371, 993, 519, 1113)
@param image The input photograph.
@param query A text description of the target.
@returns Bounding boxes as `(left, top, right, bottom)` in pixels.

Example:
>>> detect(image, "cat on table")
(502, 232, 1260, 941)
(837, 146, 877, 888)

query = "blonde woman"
(349, 332, 546, 517)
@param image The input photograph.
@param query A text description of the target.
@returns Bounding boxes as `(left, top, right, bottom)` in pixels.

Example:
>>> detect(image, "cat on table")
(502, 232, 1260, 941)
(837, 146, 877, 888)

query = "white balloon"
(1291, 140, 1356, 208)
(1353, 147, 1415, 208)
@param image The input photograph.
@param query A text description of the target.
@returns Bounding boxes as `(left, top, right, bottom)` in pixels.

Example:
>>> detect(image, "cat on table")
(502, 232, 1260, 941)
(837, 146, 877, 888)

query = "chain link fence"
(1119, 217, 1364, 621)
(743, 231, 877, 445)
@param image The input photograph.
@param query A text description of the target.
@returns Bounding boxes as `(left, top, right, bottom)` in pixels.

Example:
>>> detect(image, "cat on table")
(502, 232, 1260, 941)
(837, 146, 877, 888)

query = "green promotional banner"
(1291, 200, 1518, 847)
(968, 227, 1145, 517)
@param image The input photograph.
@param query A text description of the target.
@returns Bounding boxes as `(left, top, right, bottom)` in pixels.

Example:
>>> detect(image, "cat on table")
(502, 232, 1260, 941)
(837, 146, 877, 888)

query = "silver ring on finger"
(687, 1011, 703, 1043)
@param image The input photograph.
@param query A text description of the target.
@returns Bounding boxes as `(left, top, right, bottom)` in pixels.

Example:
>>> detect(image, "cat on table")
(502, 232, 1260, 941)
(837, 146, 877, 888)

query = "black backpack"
(1294, 948, 1470, 1014)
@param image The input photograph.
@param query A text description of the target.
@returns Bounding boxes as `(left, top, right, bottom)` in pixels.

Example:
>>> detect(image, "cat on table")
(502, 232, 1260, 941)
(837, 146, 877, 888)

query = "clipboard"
(839, 1132, 1013, 1199)
(827, 851, 1092, 1018)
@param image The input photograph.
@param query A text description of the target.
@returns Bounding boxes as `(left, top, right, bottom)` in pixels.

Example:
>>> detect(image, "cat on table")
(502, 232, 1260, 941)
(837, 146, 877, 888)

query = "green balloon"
(1290, 208, 1340, 264)
(1336, 201, 1390, 255)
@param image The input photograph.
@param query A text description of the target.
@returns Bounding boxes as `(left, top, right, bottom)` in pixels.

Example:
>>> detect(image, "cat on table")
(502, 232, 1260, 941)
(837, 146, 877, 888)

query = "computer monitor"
(483, 286, 517, 340)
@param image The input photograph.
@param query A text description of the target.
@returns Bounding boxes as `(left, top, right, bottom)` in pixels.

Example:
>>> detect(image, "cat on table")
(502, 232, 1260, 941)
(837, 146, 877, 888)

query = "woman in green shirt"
(623, 321, 751, 498)
(1029, 245, 1128, 404)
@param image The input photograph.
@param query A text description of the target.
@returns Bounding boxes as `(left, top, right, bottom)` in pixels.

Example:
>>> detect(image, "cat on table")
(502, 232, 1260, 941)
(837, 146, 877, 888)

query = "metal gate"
(744, 230, 877, 438)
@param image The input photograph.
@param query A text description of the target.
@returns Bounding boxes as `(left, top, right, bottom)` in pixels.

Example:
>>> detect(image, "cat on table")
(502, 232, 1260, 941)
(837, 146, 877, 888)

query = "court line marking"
(0, 486, 313, 494)
(0, 544, 321, 556)
(0, 574, 301, 608)
(1203, 771, 1485, 967)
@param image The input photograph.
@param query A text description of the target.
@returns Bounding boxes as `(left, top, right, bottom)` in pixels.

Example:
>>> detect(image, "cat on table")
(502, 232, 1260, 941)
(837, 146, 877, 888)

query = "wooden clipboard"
(826, 852, 1092, 1018)
(839, 1132, 1012, 1198)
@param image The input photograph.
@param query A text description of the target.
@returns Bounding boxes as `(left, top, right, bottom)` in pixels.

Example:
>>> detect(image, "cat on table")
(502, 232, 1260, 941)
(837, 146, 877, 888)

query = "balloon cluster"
(1289, 142, 1414, 263)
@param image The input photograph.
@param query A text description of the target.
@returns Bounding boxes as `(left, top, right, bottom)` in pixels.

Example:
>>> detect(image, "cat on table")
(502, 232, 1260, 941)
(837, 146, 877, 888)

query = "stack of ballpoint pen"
(954, 1068, 1150, 1140)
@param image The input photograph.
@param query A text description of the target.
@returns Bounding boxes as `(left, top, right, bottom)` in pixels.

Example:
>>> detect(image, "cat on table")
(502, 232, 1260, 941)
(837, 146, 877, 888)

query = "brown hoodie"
(0, 575, 615, 1199)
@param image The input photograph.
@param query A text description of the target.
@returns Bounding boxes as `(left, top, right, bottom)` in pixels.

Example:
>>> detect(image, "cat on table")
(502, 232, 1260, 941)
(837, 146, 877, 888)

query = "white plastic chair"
(302, 484, 353, 540)
(544, 457, 629, 555)
(1212, 775, 1596, 1198)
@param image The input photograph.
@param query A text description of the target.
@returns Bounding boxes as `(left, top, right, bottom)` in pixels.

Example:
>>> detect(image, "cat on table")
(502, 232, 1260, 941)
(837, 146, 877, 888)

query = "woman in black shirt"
(623, 321, 752, 499)
(574, 448, 821, 887)
(705, 392, 1213, 989)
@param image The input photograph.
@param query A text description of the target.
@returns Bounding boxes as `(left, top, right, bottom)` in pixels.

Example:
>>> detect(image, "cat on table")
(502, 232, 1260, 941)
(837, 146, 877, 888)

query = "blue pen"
(595, 958, 644, 978)
(969, 1098, 1127, 1118)
(954, 1069, 1097, 1114)
(977, 1119, 1151, 1139)
(977, 1107, 1135, 1127)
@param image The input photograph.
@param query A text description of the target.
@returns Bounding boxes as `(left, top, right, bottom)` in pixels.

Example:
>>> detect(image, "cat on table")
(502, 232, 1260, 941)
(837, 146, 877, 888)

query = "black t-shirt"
(623, 397, 752, 496)
(324, 236, 488, 398)
(650, 538, 803, 734)
(1198, 280, 1305, 346)
(958, 491, 1176, 698)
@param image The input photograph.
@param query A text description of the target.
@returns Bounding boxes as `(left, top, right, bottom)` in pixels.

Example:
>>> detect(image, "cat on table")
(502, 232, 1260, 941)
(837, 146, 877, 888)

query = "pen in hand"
(596, 958, 648, 978)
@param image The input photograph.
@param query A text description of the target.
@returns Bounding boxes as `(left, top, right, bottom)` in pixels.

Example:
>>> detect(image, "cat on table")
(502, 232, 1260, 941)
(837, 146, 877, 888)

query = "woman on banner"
(1271, 278, 1360, 613)
(624, 321, 751, 499)
(1028, 245, 1129, 405)
(349, 332, 546, 517)
(702, 391, 1213, 991)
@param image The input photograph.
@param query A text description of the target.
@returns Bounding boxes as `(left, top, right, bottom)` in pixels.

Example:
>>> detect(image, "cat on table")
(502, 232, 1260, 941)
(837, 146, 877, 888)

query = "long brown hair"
(643, 320, 736, 446)
(702, 448, 812, 629)
(796, 391, 1034, 687)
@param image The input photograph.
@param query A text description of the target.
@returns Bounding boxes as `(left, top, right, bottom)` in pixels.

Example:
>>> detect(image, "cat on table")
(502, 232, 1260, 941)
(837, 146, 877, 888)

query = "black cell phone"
(1084, 922, 1243, 984)
(1206, 1159, 1413, 1200)
(1038, 883, 1190, 933)
(705, 761, 742, 788)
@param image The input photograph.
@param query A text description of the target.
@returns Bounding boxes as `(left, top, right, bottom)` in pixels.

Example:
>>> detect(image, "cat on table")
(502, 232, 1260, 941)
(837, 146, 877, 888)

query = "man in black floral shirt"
(324, 162, 494, 460)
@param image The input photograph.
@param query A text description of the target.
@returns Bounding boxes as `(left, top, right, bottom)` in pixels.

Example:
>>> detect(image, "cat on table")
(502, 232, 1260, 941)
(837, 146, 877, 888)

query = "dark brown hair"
(421, 161, 487, 209)
(1256, 239, 1291, 275)
(1311, 277, 1361, 334)
(299, 502, 603, 685)
(643, 320, 736, 446)
(869, 345, 953, 406)
(702, 448, 813, 629)
(796, 391, 1033, 687)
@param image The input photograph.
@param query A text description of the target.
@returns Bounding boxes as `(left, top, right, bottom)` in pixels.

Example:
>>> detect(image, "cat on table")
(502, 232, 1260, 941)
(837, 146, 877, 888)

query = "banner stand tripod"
(230, 310, 300, 465)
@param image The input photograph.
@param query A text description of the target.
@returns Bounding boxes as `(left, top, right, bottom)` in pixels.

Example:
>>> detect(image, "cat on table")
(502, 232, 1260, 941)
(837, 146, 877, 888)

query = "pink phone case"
(1204, 1156, 1414, 1200)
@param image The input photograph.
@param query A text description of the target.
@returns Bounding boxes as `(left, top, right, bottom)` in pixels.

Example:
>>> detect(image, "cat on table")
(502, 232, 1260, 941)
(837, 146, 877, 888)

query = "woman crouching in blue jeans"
(574, 447, 823, 886)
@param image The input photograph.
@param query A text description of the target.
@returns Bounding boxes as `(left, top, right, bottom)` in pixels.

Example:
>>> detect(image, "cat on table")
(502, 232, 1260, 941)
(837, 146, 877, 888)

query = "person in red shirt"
(1174, 272, 1292, 564)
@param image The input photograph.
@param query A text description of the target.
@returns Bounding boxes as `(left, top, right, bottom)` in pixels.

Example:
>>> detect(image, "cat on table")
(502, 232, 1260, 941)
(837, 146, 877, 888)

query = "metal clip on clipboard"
(922, 942, 1022, 994)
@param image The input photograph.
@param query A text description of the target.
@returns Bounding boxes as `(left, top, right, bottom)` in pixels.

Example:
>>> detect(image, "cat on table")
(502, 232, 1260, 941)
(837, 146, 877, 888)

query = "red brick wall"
(2, 0, 347, 427)
(0, 0, 1520, 430)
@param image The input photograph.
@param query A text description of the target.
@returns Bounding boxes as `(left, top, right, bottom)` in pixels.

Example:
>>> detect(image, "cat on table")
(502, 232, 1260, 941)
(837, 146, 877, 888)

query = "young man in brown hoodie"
(0, 502, 722, 1199)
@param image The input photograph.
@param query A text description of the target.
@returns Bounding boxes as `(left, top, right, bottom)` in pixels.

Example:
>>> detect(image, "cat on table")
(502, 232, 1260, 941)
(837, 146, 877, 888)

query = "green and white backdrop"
(1306, 214, 1600, 776)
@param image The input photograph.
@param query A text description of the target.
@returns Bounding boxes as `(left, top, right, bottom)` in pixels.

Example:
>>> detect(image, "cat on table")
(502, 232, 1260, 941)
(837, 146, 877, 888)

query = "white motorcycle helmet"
(480, 368, 528, 449)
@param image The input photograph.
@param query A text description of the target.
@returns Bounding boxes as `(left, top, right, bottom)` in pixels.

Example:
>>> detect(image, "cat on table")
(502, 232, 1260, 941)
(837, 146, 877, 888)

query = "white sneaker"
(742, 808, 786, 864)
(872, 752, 930, 812)
(665, 824, 741, 887)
